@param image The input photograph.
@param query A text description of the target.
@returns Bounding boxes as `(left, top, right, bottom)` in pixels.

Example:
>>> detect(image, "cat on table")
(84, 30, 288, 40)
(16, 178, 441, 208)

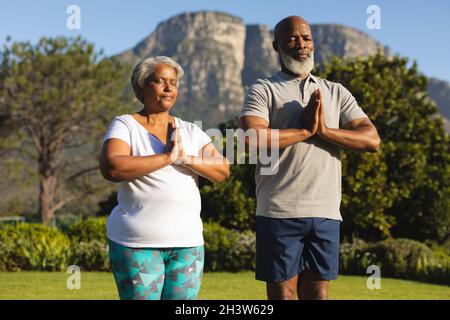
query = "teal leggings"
(108, 239, 204, 300)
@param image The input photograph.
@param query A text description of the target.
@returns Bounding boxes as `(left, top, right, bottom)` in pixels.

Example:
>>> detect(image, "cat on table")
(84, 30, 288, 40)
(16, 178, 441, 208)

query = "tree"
(0, 36, 129, 225)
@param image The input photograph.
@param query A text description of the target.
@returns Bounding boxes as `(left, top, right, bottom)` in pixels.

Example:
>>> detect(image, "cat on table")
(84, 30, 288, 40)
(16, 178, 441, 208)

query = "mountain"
(115, 11, 450, 131)
(428, 78, 450, 132)
(118, 11, 246, 127)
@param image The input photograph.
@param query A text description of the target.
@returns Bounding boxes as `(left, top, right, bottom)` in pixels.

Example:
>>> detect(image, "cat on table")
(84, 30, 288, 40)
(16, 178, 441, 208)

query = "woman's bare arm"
(99, 137, 176, 182)
(181, 142, 230, 183)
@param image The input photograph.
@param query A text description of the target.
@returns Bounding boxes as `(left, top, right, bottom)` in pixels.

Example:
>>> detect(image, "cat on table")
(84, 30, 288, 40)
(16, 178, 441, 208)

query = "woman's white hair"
(130, 56, 184, 104)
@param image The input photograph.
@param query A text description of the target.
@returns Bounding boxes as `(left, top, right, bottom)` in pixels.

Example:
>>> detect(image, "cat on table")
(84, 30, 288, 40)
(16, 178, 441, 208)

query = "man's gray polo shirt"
(238, 71, 368, 221)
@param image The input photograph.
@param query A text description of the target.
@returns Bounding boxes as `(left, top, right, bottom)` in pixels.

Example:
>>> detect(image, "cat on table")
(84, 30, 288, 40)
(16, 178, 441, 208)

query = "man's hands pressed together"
(300, 89, 321, 137)
(316, 89, 329, 137)
(300, 88, 380, 153)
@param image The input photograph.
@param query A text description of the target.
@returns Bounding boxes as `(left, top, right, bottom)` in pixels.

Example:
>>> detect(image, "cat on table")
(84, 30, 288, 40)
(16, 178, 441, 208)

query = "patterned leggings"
(108, 239, 204, 300)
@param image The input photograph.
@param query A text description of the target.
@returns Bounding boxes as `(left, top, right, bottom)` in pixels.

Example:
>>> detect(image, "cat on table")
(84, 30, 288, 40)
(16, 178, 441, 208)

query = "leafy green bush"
(64, 216, 107, 242)
(367, 239, 434, 278)
(69, 240, 110, 271)
(340, 238, 450, 285)
(203, 222, 255, 272)
(0, 223, 71, 271)
(1, 219, 447, 286)
(201, 177, 256, 231)
(339, 238, 371, 274)
(228, 231, 256, 271)
(63, 217, 110, 271)
(416, 254, 450, 285)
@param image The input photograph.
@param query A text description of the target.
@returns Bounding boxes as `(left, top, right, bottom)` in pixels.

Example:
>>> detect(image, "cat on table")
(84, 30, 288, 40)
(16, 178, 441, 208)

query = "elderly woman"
(99, 56, 230, 300)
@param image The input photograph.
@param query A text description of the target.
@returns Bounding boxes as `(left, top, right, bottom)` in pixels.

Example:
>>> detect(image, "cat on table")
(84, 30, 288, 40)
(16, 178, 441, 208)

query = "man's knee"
(266, 278, 298, 300)
(309, 286, 328, 300)
(298, 270, 329, 300)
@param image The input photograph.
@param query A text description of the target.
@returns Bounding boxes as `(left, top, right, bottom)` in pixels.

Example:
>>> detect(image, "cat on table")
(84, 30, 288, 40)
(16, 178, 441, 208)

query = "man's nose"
(296, 38, 307, 49)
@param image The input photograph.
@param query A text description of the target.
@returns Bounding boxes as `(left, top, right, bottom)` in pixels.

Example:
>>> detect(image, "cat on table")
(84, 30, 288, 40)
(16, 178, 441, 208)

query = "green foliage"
(203, 222, 255, 272)
(320, 54, 450, 241)
(64, 216, 107, 243)
(339, 238, 450, 285)
(1, 219, 447, 285)
(339, 238, 371, 275)
(69, 240, 110, 271)
(201, 171, 256, 231)
(368, 239, 435, 278)
(0, 223, 71, 271)
(415, 253, 450, 285)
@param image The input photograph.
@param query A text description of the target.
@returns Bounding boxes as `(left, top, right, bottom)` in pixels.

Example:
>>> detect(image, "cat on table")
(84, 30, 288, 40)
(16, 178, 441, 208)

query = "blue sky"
(1, 0, 449, 82)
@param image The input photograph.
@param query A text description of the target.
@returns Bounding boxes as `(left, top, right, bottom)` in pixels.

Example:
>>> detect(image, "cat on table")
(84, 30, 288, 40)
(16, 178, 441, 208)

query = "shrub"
(416, 254, 450, 285)
(65, 217, 107, 243)
(340, 238, 450, 285)
(63, 217, 110, 271)
(0, 223, 71, 271)
(366, 238, 435, 279)
(339, 238, 371, 275)
(69, 240, 110, 271)
(203, 222, 256, 272)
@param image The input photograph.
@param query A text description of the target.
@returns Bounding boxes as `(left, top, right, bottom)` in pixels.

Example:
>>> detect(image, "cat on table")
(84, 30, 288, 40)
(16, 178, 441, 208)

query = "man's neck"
(280, 66, 310, 80)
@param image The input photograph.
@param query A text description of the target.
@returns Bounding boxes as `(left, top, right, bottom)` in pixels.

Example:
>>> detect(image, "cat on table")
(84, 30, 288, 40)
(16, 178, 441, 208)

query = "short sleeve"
(338, 84, 368, 128)
(192, 124, 212, 152)
(102, 116, 131, 146)
(238, 81, 271, 123)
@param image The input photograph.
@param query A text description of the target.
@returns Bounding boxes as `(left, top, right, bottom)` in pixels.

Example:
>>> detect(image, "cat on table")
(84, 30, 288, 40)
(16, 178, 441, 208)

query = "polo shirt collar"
(276, 70, 318, 83)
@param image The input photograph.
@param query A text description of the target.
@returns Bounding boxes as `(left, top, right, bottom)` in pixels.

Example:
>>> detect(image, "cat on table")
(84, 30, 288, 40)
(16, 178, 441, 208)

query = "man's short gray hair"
(131, 56, 184, 104)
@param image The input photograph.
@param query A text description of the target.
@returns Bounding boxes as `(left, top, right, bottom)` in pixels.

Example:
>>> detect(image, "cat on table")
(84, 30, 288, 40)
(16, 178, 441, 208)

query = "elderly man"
(238, 16, 381, 300)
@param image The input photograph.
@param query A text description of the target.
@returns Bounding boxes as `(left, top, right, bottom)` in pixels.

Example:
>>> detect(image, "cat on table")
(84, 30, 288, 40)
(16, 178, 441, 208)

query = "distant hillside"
(428, 78, 450, 132)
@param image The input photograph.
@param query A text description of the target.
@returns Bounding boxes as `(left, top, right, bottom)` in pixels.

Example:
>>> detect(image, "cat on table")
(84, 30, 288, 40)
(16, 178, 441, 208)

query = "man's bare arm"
(315, 89, 381, 152)
(238, 90, 322, 150)
(318, 116, 381, 152)
(238, 116, 314, 150)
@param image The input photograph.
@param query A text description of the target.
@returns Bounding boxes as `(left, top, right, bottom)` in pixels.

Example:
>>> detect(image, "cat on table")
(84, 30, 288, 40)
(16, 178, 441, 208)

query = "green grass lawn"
(0, 271, 448, 300)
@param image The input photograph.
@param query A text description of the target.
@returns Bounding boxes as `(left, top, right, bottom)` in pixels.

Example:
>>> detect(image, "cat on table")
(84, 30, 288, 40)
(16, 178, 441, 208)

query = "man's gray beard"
(279, 51, 314, 77)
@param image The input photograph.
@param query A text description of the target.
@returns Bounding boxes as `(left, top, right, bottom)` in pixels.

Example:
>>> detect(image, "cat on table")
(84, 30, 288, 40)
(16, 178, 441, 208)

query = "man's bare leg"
(297, 269, 329, 300)
(266, 275, 298, 300)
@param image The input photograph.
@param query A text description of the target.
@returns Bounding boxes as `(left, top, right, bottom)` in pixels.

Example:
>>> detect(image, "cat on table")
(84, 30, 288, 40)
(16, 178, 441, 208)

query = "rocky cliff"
(119, 11, 246, 126)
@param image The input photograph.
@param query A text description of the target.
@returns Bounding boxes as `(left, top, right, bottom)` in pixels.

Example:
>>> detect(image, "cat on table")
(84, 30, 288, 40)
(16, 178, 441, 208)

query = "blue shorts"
(255, 216, 341, 282)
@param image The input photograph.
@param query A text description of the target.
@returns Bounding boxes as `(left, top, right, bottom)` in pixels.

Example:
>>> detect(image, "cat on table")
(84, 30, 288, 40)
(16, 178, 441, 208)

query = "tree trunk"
(39, 175, 56, 226)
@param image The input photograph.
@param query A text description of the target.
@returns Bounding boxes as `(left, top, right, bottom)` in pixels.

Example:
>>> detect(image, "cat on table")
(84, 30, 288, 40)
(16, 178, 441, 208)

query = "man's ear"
(272, 41, 279, 52)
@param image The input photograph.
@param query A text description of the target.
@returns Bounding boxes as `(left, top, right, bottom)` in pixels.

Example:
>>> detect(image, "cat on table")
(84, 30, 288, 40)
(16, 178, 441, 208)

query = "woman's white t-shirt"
(102, 114, 211, 248)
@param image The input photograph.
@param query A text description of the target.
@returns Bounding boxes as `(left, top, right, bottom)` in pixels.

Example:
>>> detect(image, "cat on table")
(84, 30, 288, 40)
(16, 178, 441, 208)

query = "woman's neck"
(138, 107, 170, 126)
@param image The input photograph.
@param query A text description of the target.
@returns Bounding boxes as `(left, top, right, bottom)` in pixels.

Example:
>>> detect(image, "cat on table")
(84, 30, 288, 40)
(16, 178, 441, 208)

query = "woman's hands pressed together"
(167, 124, 190, 165)
(165, 123, 230, 182)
